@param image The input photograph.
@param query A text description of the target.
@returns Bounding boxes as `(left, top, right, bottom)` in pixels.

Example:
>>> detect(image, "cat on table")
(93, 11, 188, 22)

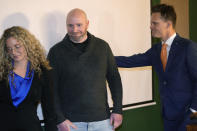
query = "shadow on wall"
(42, 11, 66, 51)
(0, 13, 29, 33)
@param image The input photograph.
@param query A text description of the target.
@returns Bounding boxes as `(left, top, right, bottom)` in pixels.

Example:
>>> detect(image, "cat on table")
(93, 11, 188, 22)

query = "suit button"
(163, 81, 167, 85)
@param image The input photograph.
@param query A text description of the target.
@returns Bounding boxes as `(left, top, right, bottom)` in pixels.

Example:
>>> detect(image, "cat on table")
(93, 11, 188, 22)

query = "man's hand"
(110, 113, 123, 130)
(57, 119, 77, 131)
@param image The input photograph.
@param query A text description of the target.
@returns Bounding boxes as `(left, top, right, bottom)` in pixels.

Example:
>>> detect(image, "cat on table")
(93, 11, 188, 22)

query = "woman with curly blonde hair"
(0, 26, 56, 131)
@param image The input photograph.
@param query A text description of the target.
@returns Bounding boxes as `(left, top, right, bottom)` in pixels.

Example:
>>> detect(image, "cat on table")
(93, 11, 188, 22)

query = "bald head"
(66, 8, 88, 24)
(66, 8, 89, 43)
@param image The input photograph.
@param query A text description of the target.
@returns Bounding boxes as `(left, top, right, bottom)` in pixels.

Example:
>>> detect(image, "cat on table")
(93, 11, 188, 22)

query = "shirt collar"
(162, 33, 176, 47)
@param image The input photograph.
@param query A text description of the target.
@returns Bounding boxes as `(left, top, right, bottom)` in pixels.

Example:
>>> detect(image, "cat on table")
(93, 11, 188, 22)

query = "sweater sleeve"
(47, 49, 66, 125)
(40, 68, 57, 131)
(106, 44, 123, 114)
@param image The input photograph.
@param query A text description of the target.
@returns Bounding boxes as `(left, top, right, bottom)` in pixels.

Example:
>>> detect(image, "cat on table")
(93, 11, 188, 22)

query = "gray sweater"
(48, 32, 122, 124)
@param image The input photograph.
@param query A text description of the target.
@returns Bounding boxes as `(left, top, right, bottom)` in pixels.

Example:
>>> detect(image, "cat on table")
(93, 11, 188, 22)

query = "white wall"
(0, 0, 152, 119)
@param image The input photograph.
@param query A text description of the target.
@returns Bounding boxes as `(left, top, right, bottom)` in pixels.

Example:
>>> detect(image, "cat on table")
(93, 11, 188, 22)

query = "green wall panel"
(189, 0, 197, 42)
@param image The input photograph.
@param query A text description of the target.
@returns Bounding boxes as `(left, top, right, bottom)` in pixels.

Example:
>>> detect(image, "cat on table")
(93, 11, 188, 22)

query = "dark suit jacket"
(116, 35, 197, 121)
(0, 68, 56, 131)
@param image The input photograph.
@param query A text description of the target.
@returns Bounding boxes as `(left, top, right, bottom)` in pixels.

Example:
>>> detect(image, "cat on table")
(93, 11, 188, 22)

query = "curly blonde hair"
(0, 26, 51, 80)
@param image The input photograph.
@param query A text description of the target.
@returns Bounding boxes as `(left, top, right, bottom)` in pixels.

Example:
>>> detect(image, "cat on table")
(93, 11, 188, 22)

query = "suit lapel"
(4, 80, 15, 106)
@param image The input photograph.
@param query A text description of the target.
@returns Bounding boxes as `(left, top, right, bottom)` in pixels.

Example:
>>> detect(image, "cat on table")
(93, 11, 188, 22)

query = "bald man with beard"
(48, 8, 123, 131)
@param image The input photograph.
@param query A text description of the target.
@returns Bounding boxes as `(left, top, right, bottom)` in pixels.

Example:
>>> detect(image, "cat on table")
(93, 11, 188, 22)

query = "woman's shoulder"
(0, 78, 8, 85)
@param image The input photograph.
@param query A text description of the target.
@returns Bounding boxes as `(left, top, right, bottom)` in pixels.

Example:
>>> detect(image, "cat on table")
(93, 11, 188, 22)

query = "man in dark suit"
(115, 4, 197, 131)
